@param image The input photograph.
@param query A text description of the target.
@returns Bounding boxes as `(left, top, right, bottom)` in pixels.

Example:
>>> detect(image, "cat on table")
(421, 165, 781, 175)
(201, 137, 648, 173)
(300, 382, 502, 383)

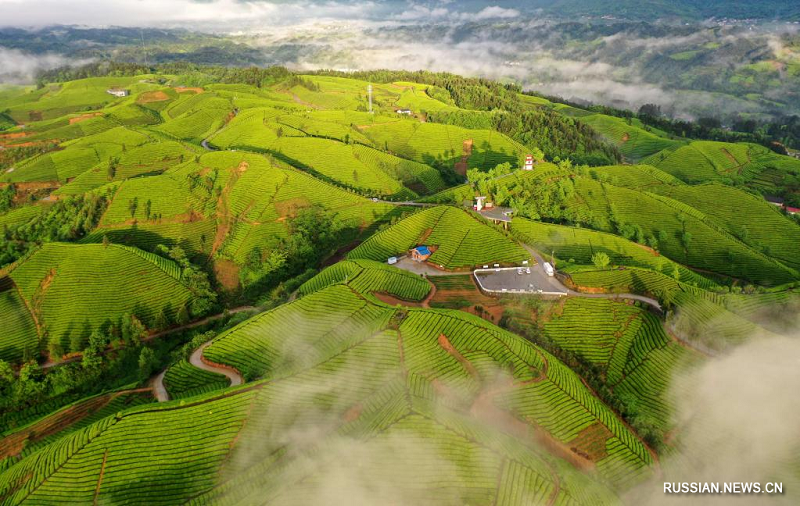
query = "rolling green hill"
(477, 165, 799, 285)
(348, 206, 529, 269)
(578, 114, 684, 161)
(589, 165, 800, 270)
(0, 282, 650, 504)
(2, 243, 196, 356)
(643, 140, 800, 195)
(2, 66, 799, 504)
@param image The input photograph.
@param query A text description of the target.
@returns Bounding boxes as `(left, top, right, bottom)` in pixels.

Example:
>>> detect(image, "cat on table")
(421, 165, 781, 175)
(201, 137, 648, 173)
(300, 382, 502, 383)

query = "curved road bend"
(151, 342, 244, 403)
(150, 370, 170, 402)
(189, 342, 243, 387)
(522, 245, 662, 312)
(39, 306, 259, 372)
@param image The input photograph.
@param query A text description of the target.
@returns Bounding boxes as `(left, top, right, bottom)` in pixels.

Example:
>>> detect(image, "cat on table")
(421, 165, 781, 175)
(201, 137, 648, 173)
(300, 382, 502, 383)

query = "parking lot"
(474, 266, 567, 296)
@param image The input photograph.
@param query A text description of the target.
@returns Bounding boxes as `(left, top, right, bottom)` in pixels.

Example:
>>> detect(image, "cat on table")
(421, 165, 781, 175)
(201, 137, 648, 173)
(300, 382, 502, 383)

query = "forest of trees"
(37, 61, 292, 90)
(1, 193, 110, 267)
(539, 94, 800, 152)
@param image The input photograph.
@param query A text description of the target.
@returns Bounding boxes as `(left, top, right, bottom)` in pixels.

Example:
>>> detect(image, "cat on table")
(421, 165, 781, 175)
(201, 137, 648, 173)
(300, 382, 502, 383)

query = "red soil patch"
(373, 292, 427, 308)
(137, 91, 170, 104)
(453, 139, 474, 177)
(464, 304, 504, 324)
(0, 390, 150, 460)
(469, 384, 594, 472)
(0, 132, 28, 140)
(416, 227, 433, 245)
(37, 269, 56, 298)
(430, 275, 504, 323)
(0, 141, 50, 148)
(567, 422, 613, 461)
(214, 259, 241, 292)
(633, 242, 659, 256)
(0, 181, 60, 191)
(561, 277, 608, 294)
(274, 197, 311, 219)
(199, 354, 243, 378)
(343, 403, 363, 423)
(93, 450, 109, 505)
(69, 112, 103, 125)
(174, 86, 204, 94)
(209, 162, 248, 257)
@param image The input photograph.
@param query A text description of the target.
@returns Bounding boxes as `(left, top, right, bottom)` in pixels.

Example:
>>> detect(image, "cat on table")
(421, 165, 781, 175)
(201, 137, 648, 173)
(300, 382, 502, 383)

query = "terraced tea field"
(2, 68, 800, 505)
(543, 297, 702, 430)
(0, 281, 38, 362)
(5, 243, 195, 351)
(578, 114, 683, 160)
(512, 218, 718, 289)
(299, 259, 431, 301)
(349, 206, 529, 269)
(0, 281, 656, 503)
(163, 359, 229, 399)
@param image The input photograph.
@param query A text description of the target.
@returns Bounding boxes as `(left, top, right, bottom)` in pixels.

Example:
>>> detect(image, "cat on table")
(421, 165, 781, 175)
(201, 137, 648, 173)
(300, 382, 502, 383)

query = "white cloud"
(392, 4, 521, 23)
(469, 6, 520, 21)
(393, 5, 450, 21)
(0, 47, 91, 83)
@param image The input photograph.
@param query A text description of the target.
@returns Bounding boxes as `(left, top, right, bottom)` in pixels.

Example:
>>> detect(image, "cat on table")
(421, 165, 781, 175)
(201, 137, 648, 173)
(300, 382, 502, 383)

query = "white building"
(523, 155, 535, 170)
(106, 89, 130, 98)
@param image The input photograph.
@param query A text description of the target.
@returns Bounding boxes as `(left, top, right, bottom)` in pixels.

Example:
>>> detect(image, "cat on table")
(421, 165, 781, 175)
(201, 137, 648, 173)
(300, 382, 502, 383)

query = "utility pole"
(367, 84, 373, 114)
(140, 29, 148, 67)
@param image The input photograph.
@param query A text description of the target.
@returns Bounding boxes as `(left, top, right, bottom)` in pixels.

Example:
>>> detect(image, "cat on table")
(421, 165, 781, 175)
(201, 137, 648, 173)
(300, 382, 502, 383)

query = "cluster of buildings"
(390, 154, 540, 265)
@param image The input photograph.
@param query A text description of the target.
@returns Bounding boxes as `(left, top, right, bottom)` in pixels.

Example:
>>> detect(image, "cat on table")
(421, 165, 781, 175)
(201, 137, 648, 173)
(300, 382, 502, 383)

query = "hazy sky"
(0, 1, 521, 29)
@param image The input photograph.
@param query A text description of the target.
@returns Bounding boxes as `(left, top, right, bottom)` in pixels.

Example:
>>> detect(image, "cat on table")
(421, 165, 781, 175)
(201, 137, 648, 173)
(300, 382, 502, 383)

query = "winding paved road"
(150, 370, 170, 402)
(189, 342, 243, 387)
(38, 306, 259, 372)
(151, 342, 244, 403)
(522, 245, 662, 312)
